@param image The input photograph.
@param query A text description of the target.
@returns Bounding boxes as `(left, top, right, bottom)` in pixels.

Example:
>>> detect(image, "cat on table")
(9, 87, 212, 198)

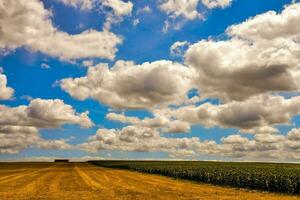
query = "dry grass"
(0, 162, 298, 200)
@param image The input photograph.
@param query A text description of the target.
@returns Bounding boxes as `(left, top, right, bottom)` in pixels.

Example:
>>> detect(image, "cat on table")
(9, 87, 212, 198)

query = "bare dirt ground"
(0, 162, 298, 200)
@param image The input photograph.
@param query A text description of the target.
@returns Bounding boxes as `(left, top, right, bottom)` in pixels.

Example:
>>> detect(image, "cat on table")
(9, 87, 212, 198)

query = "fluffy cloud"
(0, 98, 93, 154)
(0, 0, 122, 60)
(155, 95, 300, 134)
(55, 0, 93, 10)
(0, 98, 93, 128)
(106, 112, 191, 133)
(201, 0, 232, 9)
(195, 95, 300, 132)
(79, 126, 200, 153)
(0, 127, 39, 154)
(101, 0, 133, 29)
(0, 72, 14, 100)
(0, 126, 72, 154)
(137, 6, 152, 15)
(213, 129, 300, 160)
(159, 0, 232, 20)
(170, 41, 190, 57)
(56, 0, 133, 16)
(79, 125, 300, 161)
(160, 0, 203, 20)
(227, 3, 300, 41)
(185, 3, 300, 102)
(56, 0, 133, 29)
(60, 60, 194, 109)
(101, 0, 133, 16)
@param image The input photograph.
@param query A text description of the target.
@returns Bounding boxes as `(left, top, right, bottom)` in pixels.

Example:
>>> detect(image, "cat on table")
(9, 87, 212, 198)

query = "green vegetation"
(89, 161, 300, 194)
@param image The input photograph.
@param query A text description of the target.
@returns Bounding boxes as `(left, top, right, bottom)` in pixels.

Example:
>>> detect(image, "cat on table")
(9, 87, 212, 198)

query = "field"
(90, 161, 300, 195)
(0, 162, 299, 200)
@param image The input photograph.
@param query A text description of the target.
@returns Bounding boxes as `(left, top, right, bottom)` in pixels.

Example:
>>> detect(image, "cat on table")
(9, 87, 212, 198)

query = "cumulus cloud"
(101, 0, 133, 29)
(170, 41, 190, 57)
(154, 95, 300, 134)
(0, 98, 93, 154)
(101, 0, 133, 16)
(227, 3, 300, 41)
(0, 98, 93, 128)
(159, 0, 233, 32)
(0, 127, 39, 154)
(132, 19, 140, 26)
(106, 112, 191, 133)
(41, 63, 50, 69)
(55, 0, 93, 10)
(159, 0, 232, 20)
(0, 128, 73, 154)
(56, 0, 133, 15)
(0, 0, 122, 60)
(60, 60, 194, 109)
(56, 0, 133, 29)
(82, 60, 94, 67)
(0, 72, 14, 100)
(79, 126, 200, 154)
(79, 125, 300, 161)
(160, 0, 204, 20)
(201, 0, 232, 9)
(185, 3, 300, 102)
(213, 129, 300, 160)
(137, 6, 152, 15)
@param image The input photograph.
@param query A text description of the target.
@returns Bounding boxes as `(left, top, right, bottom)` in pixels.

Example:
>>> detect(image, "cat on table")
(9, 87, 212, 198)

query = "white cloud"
(82, 60, 94, 67)
(0, 0, 122, 60)
(60, 60, 194, 109)
(106, 112, 190, 133)
(160, 0, 203, 20)
(132, 18, 140, 26)
(57, 0, 133, 29)
(41, 63, 50, 69)
(0, 98, 93, 154)
(106, 112, 140, 124)
(79, 125, 300, 161)
(201, 0, 232, 9)
(101, 0, 133, 16)
(0, 72, 14, 100)
(159, 0, 233, 32)
(159, 0, 232, 20)
(101, 0, 133, 29)
(213, 129, 300, 160)
(155, 95, 300, 134)
(56, 0, 133, 16)
(170, 41, 190, 57)
(55, 0, 93, 10)
(79, 126, 200, 153)
(227, 3, 300, 41)
(20, 95, 34, 101)
(137, 6, 152, 15)
(185, 3, 300, 102)
(0, 98, 93, 128)
(0, 125, 73, 154)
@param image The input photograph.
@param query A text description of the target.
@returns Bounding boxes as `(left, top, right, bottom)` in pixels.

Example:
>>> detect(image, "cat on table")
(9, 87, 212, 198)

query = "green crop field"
(89, 161, 300, 195)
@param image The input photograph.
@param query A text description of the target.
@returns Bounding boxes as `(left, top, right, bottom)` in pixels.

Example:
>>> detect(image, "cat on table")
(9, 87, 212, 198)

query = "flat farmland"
(0, 162, 299, 200)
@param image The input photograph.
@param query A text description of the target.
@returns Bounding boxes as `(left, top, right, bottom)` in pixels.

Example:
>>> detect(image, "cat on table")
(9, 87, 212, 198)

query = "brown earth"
(0, 162, 298, 200)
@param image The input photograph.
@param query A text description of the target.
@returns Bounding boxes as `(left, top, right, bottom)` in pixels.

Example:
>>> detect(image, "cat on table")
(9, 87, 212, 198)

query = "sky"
(0, 0, 300, 162)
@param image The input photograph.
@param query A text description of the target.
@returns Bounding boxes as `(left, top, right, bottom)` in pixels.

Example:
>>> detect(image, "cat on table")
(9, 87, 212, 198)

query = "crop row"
(90, 161, 300, 194)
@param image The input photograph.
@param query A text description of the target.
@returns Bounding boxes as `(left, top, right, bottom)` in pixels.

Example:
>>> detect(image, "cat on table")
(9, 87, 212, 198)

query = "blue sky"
(0, 0, 300, 161)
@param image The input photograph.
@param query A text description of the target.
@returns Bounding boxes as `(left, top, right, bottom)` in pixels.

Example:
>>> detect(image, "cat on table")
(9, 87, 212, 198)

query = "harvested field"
(0, 162, 298, 200)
